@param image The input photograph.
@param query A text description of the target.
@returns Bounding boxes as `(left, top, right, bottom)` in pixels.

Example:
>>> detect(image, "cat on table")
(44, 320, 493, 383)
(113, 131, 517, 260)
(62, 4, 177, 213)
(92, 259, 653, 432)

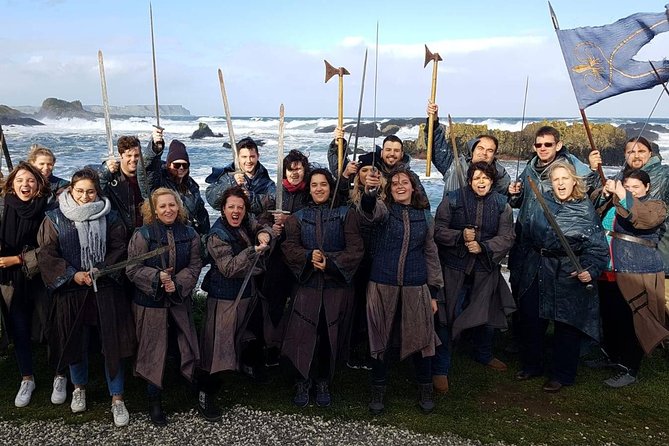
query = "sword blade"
(218, 69, 239, 171)
(275, 103, 285, 212)
(352, 48, 368, 162)
(97, 50, 114, 159)
(149, 2, 160, 128)
(91, 245, 169, 281)
(527, 178, 593, 290)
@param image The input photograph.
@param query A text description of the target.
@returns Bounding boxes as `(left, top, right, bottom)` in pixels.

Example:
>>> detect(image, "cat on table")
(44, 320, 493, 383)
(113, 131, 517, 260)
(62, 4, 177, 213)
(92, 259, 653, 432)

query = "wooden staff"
(424, 45, 442, 177)
(324, 60, 350, 175)
(0, 123, 13, 172)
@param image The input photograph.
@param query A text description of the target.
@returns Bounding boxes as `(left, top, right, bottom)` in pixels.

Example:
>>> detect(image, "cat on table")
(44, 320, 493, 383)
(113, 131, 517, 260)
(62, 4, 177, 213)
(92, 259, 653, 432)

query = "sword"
(351, 48, 368, 162)
(97, 50, 115, 159)
(89, 245, 169, 292)
(447, 114, 473, 228)
(218, 68, 240, 172)
(273, 103, 288, 214)
(527, 177, 594, 291)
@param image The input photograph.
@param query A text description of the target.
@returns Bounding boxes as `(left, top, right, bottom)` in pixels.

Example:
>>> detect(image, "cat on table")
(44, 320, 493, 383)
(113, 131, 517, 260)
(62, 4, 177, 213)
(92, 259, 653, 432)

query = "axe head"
(324, 60, 350, 83)
(424, 45, 443, 68)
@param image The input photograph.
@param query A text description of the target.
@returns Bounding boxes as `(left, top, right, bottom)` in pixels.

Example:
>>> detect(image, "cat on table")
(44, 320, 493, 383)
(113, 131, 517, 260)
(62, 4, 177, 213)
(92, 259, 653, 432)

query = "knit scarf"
(283, 179, 306, 193)
(0, 194, 49, 284)
(58, 192, 111, 270)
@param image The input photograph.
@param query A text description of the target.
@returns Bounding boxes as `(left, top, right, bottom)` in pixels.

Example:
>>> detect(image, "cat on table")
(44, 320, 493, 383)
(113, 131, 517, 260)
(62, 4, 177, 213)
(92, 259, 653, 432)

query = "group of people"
(1, 103, 668, 428)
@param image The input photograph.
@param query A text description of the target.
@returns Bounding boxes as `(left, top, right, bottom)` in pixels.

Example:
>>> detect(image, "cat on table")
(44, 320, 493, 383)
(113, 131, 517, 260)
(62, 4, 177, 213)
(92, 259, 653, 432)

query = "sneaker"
(51, 376, 67, 405)
(346, 359, 361, 370)
(197, 391, 222, 422)
(293, 380, 310, 408)
(315, 381, 331, 408)
(604, 371, 638, 388)
(111, 400, 130, 427)
(71, 388, 87, 413)
(14, 379, 36, 408)
(418, 383, 435, 414)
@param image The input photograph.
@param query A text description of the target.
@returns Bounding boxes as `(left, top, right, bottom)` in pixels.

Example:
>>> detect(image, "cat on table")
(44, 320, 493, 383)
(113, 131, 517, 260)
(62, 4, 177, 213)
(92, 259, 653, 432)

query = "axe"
(324, 60, 350, 175)
(424, 45, 442, 177)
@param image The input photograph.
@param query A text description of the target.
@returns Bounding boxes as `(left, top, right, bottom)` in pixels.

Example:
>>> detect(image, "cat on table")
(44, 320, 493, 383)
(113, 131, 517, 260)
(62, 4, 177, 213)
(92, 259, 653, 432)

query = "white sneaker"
(111, 400, 130, 427)
(14, 379, 35, 408)
(70, 388, 87, 413)
(51, 376, 67, 405)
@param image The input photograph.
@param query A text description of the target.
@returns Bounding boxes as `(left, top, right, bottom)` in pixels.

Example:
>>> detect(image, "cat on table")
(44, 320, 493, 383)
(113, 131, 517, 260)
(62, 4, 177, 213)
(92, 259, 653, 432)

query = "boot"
(368, 384, 386, 415)
(418, 383, 434, 414)
(197, 391, 222, 422)
(148, 395, 167, 426)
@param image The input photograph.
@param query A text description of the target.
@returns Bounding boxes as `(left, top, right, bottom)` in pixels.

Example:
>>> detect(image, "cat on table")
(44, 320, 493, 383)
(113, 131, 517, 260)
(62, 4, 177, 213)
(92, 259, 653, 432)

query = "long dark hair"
(2, 162, 50, 198)
(385, 166, 429, 209)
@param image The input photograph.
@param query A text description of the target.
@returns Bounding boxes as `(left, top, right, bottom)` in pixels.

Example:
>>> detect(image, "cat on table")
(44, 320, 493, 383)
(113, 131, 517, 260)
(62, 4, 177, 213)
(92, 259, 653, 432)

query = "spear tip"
(548, 1, 560, 30)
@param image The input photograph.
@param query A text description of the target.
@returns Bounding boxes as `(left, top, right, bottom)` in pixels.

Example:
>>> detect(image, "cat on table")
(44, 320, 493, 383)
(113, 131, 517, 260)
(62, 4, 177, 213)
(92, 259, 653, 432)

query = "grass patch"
(0, 331, 668, 445)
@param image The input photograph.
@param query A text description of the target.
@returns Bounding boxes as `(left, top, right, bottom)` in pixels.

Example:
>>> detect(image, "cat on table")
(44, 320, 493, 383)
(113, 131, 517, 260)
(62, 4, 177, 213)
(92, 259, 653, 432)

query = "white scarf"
(59, 192, 111, 270)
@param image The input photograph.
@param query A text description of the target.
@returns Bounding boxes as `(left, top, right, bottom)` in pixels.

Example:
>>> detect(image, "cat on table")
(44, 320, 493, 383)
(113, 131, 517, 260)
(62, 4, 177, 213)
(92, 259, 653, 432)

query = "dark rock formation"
(315, 118, 423, 136)
(618, 123, 668, 143)
(0, 105, 44, 126)
(36, 98, 97, 120)
(190, 123, 223, 139)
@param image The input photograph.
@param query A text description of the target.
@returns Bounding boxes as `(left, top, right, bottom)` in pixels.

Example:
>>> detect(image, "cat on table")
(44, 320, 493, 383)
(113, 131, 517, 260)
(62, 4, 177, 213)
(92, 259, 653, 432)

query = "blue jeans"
(431, 320, 452, 375)
(69, 325, 125, 396)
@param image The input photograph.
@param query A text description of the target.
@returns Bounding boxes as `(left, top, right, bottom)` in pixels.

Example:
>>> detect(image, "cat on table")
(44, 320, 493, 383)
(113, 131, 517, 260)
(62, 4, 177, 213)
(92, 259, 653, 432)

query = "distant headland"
(0, 98, 191, 126)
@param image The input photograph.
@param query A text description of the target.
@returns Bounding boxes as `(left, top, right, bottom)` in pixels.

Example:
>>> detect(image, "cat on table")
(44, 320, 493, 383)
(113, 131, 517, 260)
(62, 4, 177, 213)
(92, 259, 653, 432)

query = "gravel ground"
(0, 405, 512, 446)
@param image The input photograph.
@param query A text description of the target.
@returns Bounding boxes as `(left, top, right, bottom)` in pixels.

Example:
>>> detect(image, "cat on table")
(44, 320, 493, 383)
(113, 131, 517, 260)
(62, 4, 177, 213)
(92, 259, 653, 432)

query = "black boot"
(418, 383, 434, 414)
(368, 384, 386, 415)
(148, 395, 167, 426)
(197, 391, 222, 422)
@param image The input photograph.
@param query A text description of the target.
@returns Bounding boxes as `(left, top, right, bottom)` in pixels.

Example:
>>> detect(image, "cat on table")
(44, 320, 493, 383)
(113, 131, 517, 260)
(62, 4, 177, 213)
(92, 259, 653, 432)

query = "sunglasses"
(172, 162, 190, 169)
(533, 142, 555, 149)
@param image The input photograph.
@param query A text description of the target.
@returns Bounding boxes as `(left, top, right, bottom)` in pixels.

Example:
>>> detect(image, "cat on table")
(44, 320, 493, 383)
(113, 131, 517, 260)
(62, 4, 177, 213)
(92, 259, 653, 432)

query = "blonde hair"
(349, 171, 386, 209)
(27, 144, 56, 164)
(546, 160, 586, 201)
(140, 187, 188, 225)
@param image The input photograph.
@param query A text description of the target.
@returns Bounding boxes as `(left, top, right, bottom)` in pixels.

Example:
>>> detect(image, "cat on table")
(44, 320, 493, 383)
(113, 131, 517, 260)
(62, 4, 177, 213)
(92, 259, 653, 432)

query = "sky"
(1, 0, 668, 118)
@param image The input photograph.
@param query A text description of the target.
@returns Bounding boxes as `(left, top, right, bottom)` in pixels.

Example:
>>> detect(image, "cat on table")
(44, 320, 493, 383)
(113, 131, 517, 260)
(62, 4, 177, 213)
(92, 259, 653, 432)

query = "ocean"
(2, 115, 669, 214)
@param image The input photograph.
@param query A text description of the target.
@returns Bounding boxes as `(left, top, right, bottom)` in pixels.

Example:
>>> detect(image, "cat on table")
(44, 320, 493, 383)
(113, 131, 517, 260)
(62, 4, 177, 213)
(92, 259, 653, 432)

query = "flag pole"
(549, 2, 606, 184)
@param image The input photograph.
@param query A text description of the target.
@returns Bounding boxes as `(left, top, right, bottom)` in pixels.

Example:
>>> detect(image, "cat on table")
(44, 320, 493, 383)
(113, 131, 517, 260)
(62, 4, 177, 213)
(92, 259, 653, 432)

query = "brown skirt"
(367, 282, 439, 361)
(199, 297, 257, 374)
(133, 301, 200, 388)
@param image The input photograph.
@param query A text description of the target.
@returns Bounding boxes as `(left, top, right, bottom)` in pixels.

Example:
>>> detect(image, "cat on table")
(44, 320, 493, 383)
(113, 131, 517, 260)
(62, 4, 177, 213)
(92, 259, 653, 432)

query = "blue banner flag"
(552, 3, 669, 109)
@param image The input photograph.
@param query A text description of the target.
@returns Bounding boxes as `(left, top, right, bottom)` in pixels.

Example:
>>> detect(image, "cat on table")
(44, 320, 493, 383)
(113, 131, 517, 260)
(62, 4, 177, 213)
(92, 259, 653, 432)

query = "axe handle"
(337, 75, 345, 175)
(426, 61, 439, 177)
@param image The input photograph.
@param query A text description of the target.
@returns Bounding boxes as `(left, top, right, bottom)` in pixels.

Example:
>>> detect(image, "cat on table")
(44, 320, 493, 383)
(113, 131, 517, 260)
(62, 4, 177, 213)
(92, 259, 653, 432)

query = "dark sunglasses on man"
(533, 142, 555, 149)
